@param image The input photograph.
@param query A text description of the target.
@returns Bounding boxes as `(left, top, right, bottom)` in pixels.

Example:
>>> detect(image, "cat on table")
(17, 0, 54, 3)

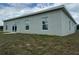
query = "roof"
(3, 5, 77, 24)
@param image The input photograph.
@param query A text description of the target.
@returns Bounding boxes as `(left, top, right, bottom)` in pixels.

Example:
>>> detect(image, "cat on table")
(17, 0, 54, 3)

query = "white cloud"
(0, 3, 79, 26)
(0, 3, 54, 20)
(64, 4, 79, 24)
(0, 3, 54, 25)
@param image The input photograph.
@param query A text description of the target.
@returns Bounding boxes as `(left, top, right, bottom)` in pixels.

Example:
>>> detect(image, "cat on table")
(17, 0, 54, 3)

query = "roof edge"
(3, 5, 65, 22)
(3, 5, 77, 24)
(62, 6, 77, 24)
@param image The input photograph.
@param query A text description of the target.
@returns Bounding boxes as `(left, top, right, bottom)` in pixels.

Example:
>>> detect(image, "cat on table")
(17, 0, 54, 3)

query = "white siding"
(3, 10, 76, 36)
(61, 11, 76, 36)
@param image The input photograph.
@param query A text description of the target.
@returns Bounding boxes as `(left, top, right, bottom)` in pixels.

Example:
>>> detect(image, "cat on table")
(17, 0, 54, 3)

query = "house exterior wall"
(3, 10, 76, 36)
(61, 11, 77, 36)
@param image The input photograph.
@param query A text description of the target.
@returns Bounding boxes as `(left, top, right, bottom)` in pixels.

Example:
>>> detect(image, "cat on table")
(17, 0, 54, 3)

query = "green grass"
(0, 31, 79, 55)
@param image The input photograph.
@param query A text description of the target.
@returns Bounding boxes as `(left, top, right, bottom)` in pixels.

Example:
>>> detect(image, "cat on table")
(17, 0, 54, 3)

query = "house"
(3, 5, 77, 36)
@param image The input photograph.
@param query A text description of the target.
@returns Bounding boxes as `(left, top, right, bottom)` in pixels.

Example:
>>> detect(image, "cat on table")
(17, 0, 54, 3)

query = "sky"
(0, 3, 79, 25)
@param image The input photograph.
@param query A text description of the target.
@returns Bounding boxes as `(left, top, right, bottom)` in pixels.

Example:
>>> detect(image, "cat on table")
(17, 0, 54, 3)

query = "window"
(5, 25, 8, 30)
(69, 21, 71, 31)
(12, 26, 14, 32)
(12, 25, 17, 32)
(25, 20, 29, 30)
(42, 17, 48, 30)
(15, 25, 17, 32)
(25, 24, 29, 30)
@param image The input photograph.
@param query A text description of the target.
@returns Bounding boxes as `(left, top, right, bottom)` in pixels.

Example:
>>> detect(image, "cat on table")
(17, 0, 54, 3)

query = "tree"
(0, 26, 3, 31)
(77, 24, 79, 30)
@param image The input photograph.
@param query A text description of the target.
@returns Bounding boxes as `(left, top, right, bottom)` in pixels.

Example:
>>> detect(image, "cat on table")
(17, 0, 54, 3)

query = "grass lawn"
(0, 31, 79, 55)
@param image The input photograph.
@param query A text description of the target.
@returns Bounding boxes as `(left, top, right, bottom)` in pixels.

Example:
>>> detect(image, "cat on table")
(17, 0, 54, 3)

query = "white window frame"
(41, 17, 48, 31)
(69, 20, 71, 31)
(5, 25, 8, 30)
(12, 24, 17, 32)
(25, 19, 30, 31)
